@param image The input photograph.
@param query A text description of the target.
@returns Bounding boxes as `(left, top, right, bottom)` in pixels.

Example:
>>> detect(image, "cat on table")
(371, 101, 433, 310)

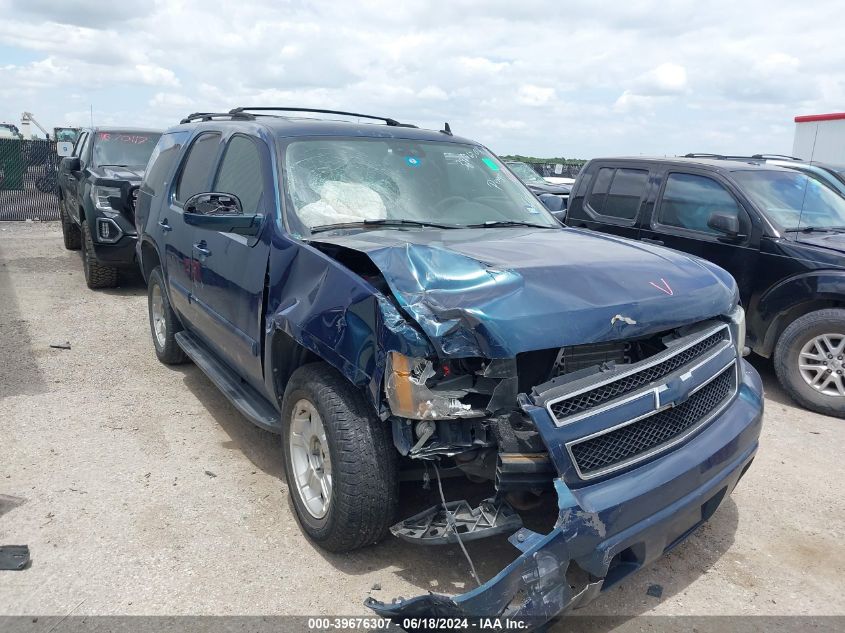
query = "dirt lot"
(1, 221, 844, 621)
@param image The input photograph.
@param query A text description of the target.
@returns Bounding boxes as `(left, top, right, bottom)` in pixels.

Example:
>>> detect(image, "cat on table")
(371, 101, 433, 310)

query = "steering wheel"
(434, 196, 468, 211)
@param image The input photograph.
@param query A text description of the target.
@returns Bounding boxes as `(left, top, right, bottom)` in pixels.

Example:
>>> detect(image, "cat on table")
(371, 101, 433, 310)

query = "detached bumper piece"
(391, 499, 521, 546)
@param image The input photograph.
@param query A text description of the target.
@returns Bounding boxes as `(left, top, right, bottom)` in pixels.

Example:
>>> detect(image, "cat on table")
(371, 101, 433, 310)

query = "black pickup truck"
(565, 156, 845, 418)
(57, 127, 161, 288)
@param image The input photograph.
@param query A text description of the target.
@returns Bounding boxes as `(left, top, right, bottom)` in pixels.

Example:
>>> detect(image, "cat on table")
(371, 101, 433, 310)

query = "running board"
(175, 331, 281, 433)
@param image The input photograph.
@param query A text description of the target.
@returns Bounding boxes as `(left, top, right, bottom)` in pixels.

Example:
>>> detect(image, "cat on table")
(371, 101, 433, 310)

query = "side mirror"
(61, 156, 81, 172)
(707, 211, 741, 237)
(537, 193, 565, 213)
(183, 192, 262, 236)
(56, 141, 74, 157)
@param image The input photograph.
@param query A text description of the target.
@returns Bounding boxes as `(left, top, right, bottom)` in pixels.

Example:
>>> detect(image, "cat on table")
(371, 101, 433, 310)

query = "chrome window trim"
(545, 322, 732, 427)
(566, 360, 739, 480)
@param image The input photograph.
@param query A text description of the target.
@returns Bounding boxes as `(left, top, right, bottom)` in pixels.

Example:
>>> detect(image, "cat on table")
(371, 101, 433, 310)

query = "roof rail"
(750, 154, 802, 161)
(228, 107, 415, 127)
(683, 153, 727, 159)
(180, 112, 256, 124)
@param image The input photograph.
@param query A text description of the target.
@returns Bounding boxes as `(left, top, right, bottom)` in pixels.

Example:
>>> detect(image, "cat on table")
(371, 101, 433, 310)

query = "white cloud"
(1, 0, 844, 158)
(517, 84, 556, 106)
(136, 64, 179, 87)
(633, 63, 688, 96)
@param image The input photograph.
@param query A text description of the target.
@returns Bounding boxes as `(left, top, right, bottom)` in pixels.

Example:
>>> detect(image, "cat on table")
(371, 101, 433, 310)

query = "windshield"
(732, 169, 845, 231)
(506, 161, 546, 185)
(92, 131, 161, 168)
(284, 139, 558, 231)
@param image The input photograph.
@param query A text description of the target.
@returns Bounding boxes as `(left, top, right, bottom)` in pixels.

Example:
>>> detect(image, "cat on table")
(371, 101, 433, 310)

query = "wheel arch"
(756, 271, 845, 357)
(139, 238, 161, 284)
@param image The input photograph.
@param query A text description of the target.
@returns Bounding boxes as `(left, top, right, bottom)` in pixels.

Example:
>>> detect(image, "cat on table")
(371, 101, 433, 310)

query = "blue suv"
(135, 107, 763, 627)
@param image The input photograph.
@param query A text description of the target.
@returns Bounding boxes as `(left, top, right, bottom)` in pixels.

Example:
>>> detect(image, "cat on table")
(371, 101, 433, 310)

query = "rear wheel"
(281, 363, 398, 552)
(81, 221, 118, 289)
(147, 266, 188, 365)
(774, 309, 845, 418)
(60, 205, 81, 250)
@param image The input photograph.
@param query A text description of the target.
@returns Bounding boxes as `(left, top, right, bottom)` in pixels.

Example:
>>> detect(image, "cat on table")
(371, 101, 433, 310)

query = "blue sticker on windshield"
(481, 157, 499, 171)
(525, 205, 539, 214)
(406, 156, 421, 167)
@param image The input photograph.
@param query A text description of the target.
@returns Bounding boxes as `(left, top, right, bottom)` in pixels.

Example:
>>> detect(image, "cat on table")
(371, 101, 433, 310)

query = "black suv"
(57, 127, 161, 288)
(565, 156, 845, 417)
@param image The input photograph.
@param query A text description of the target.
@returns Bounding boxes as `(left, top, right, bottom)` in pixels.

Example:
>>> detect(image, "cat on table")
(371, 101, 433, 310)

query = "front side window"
(657, 173, 743, 235)
(92, 131, 161, 168)
(283, 139, 557, 231)
(586, 167, 648, 220)
(175, 133, 221, 204)
(72, 132, 88, 158)
(214, 136, 264, 213)
(732, 169, 845, 231)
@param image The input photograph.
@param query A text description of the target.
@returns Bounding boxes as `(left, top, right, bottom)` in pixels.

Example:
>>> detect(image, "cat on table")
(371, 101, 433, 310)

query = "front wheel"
(81, 221, 118, 289)
(60, 205, 81, 250)
(774, 309, 845, 418)
(281, 363, 398, 552)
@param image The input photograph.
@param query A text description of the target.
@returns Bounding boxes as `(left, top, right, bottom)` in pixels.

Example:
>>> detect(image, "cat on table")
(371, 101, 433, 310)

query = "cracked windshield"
(283, 138, 559, 232)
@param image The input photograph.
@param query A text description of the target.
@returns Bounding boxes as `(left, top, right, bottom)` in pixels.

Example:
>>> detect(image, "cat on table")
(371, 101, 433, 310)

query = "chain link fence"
(529, 162, 583, 179)
(0, 139, 61, 221)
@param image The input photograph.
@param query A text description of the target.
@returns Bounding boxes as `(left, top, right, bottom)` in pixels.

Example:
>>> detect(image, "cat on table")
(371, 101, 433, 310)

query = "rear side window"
(587, 168, 614, 213)
(175, 133, 221, 204)
(587, 167, 648, 220)
(657, 173, 743, 235)
(142, 131, 190, 195)
(213, 136, 265, 213)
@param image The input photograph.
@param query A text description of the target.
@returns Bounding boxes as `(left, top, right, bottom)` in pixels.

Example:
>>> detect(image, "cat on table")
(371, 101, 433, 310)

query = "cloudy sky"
(1, 0, 842, 158)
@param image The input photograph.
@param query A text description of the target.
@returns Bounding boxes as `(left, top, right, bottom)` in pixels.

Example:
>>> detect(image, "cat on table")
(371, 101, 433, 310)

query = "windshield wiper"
(783, 226, 845, 234)
(310, 218, 462, 234)
(465, 220, 557, 229)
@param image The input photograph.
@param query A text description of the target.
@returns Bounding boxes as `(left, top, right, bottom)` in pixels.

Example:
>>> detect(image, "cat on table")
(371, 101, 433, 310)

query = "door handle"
(194, 242, 211, 257)
(642, 237, 664, 246)
(158, 219, 172, 232)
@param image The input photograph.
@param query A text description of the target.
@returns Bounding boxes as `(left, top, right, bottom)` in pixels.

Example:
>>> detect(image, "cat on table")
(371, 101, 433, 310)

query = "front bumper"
(88, 210, 137, 267)
(366, 359, 763, 628)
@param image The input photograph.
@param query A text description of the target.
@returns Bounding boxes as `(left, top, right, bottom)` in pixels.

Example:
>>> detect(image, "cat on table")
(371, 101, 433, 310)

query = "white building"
(793, 112, 845, 164)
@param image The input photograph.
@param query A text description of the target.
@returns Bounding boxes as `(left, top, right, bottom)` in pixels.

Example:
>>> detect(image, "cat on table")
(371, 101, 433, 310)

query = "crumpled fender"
(264, 238, 434, 408)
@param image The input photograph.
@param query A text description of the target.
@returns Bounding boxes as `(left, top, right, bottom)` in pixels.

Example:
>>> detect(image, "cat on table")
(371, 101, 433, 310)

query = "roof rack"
(683, 152, 803, 162)
(180, 112, 256, 124)
(750, 154, 802, 161)
(228, 107, 416, 127)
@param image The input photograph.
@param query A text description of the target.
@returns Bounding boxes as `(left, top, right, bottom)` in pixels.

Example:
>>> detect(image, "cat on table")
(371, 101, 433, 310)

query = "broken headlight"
(385, 351, 483, 419)
(728, 303, 747, 355)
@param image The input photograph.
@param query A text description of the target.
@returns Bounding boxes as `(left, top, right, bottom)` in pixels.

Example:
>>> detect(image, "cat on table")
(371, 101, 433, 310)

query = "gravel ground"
(1, 221, 843, 622)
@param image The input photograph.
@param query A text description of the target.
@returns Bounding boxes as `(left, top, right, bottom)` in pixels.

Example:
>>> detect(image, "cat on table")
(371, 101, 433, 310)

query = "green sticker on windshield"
(481, 157, 499, 171)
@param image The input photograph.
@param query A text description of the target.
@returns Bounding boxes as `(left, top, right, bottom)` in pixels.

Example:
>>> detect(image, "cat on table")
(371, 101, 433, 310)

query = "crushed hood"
(311, 226, 736, 358)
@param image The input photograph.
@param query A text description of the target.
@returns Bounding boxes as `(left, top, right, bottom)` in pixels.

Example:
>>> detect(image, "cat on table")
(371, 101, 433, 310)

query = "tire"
(60, 204, 81, 250)
(281, 363, 398, 552)
(147, 266, 188, 365)
(80, 221, 118, 289)
(774, 308, 845, 418)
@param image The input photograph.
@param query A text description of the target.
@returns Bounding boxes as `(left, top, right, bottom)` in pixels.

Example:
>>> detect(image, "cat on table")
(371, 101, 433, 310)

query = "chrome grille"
(568, 363, 736, 478)
(549, 328, 728, 422)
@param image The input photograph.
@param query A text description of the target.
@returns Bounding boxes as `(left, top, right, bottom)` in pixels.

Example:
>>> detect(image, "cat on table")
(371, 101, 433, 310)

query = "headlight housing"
(385, 351, 480, 419)
(728, 304, 747, 355)
(90, 185, 121, 211)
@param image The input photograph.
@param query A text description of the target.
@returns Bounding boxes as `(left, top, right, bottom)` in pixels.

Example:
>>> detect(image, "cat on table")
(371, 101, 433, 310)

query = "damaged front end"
(367, 318, 764, 631)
